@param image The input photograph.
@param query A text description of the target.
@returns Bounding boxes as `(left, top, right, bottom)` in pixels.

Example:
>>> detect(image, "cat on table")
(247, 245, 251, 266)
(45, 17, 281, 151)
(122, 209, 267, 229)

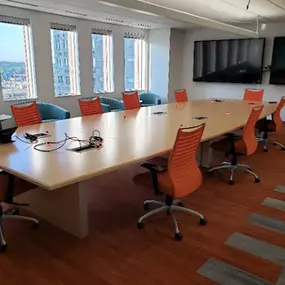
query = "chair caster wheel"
(281, 147, 285, 151)
(177, 202, 184, 207)
(229, 180, 235, 185)
(0, 244, 7, 252)
(200, 218, 207, 226)
(263, 148, 268, 152)
(255, 178, 260, 183)
(174, 233, 183, 241)
(143, 204, 149, 211)
(137, 222, 144, 229)
(31, 222, 39, 229)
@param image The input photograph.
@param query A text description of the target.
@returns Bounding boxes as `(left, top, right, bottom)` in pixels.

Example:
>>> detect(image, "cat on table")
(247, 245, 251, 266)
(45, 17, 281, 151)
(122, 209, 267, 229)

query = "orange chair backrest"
(273, 96, 285, 131)
(11, 101, 42, 127)
(243, 89, 264, 102)
(242, 105, 263, 155)
(78, 97, 103, 116)
(122, 91, 140, 110)
(168, 123, 205, 198)
(174, 89, 188, 102)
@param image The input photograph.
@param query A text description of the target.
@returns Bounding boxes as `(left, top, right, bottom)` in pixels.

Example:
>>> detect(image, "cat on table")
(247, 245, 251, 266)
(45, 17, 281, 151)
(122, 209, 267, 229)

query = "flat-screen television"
(193, 38, 265, 84)
(270, 37, 285, 85)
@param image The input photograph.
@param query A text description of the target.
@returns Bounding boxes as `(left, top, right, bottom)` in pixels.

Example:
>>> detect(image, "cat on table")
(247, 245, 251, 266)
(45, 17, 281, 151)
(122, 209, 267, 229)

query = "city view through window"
(124, 37, 145, 91)
(51, 28, 80, 96)
(0, 22, 35, 101)
(0, 21, 146, 101)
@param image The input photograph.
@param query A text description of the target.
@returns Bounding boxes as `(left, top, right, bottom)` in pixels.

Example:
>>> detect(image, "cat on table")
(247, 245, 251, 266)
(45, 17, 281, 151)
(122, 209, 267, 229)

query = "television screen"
(270, 37, 285, 85)
(193, 38, 265, 84)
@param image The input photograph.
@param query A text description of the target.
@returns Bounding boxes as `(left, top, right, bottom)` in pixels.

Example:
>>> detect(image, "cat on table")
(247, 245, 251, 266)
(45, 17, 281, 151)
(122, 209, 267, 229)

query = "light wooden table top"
(0, 100, 277, 190)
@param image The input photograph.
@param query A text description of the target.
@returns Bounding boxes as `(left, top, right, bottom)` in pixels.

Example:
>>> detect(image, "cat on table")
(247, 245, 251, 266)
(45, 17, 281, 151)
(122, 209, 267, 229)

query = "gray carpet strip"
(277, 270, 285, 285)
(226, 233, 285, 266)
(262, 198, 285, 212)
(197, 258, 272, 285)
(248, 213, 285, 234)
(275, 185, 285, 194)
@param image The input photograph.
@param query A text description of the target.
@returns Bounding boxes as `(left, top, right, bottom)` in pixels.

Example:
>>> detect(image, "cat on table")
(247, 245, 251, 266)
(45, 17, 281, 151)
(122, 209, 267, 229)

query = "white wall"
(181, 23, 285, 119)
(168, 28, 186, 102)
(149, 28, 170, 103)
(0, 5, 147, 128)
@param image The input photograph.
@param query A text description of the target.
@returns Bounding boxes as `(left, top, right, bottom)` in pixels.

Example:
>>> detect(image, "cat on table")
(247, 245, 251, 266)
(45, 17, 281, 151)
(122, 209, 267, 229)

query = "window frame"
(91, 29, 114, 94)
(123, 32, 147, 92)
(50, 23, 81, 97)
(0, 16, 37, 102)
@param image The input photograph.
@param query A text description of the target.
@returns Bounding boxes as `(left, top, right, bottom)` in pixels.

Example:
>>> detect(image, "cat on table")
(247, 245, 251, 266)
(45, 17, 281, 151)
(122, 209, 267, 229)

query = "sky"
(0, 23, 25, 62)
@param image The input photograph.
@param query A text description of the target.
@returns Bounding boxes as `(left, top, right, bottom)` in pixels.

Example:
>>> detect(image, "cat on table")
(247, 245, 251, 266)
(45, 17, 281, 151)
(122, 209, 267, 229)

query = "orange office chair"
(122, 91, 140, 110)
(209, 105, 263, 185)
(256, 97, 285, 152)
(243, 89, 264, 102)
(11, 101, 42, 127)
(136, 123, 207, 240)
(78, 97, 103, 116)
(174, 89, 188, 102)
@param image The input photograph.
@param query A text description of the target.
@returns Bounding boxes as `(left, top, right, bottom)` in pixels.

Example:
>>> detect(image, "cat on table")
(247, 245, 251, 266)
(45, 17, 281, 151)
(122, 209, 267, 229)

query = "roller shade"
(124, 32, 144, 39)
(92, 28, 112, 36)
(0, 15, 30, 26)
(50, 23, 76, 31)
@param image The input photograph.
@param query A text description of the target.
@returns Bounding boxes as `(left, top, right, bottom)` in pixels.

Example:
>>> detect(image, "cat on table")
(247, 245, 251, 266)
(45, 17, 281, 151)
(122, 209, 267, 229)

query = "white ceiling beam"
(98, 0, 259, 37)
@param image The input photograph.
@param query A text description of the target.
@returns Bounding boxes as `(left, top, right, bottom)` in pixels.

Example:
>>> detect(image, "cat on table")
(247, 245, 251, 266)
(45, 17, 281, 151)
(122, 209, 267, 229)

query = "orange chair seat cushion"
(255, 119, 276, 132)
(211, 136, 247, 155)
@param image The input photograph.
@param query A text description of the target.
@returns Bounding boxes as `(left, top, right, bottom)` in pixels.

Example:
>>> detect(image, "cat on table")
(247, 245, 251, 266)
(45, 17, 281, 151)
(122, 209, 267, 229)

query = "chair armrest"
(101, 103, 111, 113)
(46, 104, 70, 120)
(141, 162, 167, 173)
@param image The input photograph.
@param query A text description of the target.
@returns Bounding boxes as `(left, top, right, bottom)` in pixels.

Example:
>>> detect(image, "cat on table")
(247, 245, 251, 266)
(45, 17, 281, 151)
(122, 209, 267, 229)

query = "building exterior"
(51, 30, 70, 96)
(124, 38, 135, 91)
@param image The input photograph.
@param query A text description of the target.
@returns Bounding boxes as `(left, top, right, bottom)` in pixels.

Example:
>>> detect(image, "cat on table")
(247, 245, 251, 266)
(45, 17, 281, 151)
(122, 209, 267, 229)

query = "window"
(0, 16, 36, 101)
(50, 23, 80, 96)
(124, 33, 146, 91)
(56, 40, 60, 50)
(91, 29, 114, 93)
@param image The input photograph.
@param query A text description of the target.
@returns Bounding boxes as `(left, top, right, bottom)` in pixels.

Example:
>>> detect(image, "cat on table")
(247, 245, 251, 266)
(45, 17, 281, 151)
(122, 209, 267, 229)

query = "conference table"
(0, 100, 278, 238)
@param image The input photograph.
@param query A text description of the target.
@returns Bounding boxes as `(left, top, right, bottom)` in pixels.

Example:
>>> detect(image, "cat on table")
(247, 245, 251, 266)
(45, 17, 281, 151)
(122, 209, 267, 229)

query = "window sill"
(55, 94, 81, 98)
(3, 97, 37, 103)
(94, 91, 114, 95)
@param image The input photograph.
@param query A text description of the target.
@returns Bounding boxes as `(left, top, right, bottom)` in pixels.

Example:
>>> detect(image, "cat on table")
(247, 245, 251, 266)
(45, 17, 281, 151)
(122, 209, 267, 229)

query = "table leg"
(198, 141, 213, 168)
(14, 182, 89, 239)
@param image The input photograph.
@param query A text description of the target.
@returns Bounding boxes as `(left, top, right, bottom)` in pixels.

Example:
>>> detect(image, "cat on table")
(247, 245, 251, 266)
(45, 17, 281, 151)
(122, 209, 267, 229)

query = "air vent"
(105, 17, 124, 23)
(65, 10, 87, 17)
(137, 23, 152, 28)
(7, 0, 38, 7)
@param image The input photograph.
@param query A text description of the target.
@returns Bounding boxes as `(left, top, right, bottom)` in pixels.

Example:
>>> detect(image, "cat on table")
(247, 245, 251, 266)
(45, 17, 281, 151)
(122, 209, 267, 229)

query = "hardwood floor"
(1, 131, 285, 284)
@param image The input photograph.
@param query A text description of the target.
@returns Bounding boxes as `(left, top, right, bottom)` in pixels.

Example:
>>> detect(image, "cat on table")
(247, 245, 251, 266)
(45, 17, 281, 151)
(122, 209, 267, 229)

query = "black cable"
(13, 135, 35, 145)
(33, 130, 103, 153)
(246, 0, 251, 10)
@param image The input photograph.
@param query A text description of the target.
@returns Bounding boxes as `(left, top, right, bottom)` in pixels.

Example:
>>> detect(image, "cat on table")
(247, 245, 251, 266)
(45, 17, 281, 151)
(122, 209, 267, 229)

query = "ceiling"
(139, 0, 285, 24)
(0, 0, 195, 29)
(0, 0, 285, 34)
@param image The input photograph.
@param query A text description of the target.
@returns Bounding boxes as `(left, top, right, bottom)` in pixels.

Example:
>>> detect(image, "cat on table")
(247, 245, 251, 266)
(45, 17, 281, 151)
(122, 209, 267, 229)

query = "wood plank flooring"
(1, 131, 285, 284)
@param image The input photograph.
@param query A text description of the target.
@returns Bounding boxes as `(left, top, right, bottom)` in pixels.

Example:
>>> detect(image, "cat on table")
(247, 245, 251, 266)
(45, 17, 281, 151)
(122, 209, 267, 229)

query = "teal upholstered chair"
(36, 102, 70, 123)
(139, 92, 161, 107)
(99, 96, 124, 112)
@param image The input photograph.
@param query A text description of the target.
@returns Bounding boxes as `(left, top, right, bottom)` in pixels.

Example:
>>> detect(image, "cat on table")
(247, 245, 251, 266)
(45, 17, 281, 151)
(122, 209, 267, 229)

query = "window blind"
(0, 15, 30, 26)
(124, 32, 144, 39)
(92, 28, 112, 36)
(50, 23, 76, 31)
